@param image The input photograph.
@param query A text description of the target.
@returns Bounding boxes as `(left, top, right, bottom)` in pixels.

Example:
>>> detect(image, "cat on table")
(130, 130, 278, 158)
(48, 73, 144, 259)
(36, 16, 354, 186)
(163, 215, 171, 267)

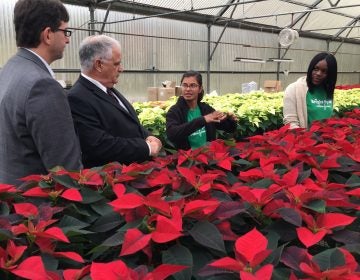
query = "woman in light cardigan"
(283, 52, 337, 129)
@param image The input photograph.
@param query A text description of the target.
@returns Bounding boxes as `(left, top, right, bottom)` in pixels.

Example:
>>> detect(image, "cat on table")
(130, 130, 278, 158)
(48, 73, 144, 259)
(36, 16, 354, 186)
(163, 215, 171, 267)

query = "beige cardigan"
(283, 76, 308, 129)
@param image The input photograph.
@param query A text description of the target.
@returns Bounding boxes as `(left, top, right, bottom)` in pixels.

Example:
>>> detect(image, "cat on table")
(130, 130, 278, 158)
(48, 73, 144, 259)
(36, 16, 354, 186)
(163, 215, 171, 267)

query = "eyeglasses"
(181, 83, 199, 89)
(55, 28, 72, 37)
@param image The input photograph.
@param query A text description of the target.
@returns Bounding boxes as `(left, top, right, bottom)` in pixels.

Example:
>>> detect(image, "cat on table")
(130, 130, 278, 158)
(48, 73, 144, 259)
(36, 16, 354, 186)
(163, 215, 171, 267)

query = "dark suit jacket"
(68, 75, 151, 168)
(0, 48, 82, 185)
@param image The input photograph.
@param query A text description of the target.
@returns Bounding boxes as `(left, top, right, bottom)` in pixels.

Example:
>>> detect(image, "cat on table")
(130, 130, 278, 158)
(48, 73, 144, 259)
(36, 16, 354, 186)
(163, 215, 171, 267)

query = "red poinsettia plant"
(0, 109, 359, 279)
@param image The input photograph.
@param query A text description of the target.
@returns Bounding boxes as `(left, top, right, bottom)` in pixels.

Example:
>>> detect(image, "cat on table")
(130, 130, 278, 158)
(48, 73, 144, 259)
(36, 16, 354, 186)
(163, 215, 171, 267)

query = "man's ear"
(95, 59, 102, 72)
(41, 27, 53, 46)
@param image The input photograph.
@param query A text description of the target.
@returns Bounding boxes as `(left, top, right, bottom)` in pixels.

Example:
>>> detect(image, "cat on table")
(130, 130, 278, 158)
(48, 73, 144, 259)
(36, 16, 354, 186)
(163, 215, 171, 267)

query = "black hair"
(14, 0, 69, 48)
(181, 70, 204, 102)
(306, 52, 337, 99)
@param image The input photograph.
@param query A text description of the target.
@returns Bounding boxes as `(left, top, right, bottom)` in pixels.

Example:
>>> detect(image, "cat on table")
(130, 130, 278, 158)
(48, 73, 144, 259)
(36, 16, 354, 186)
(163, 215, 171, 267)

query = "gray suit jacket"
(0, 48, 82, 185)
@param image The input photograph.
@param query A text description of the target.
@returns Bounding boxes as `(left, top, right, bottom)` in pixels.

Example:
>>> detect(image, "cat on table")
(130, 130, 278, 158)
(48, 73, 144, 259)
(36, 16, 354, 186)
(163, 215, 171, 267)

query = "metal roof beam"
(279, 0, 355, 20)
(334, 17, 359, 37)
(288, 0, 323, 29)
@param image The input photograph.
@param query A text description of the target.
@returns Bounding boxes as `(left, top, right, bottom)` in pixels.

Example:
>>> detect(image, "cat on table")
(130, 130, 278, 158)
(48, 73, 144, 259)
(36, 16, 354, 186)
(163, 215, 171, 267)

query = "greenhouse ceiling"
(63, 0, 360, 43)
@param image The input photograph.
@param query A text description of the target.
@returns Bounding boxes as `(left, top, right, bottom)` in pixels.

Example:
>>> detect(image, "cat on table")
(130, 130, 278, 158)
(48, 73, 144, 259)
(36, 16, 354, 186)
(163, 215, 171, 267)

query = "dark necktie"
(106, 88, 129, 113)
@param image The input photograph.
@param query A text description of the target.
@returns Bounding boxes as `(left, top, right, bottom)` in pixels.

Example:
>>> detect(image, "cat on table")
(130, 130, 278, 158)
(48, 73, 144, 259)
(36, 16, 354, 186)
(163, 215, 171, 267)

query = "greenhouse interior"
(0, 0, 359, 279)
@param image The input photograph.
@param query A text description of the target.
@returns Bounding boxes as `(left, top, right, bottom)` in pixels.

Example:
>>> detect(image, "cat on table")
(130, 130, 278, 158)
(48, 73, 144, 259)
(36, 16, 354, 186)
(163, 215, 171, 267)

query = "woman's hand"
(204, 111, 226, 123)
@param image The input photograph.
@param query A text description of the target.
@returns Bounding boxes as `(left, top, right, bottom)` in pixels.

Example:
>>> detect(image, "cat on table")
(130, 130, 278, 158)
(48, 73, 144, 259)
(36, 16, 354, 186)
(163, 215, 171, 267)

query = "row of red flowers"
(0, 109, 359, 279)
(335, 84, 360, 90)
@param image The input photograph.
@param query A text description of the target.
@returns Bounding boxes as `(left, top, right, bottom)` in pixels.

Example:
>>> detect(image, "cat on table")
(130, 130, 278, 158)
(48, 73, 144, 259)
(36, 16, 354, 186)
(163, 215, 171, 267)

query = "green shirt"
(306, 87, 333, 127)
(187, 106, 207, 149)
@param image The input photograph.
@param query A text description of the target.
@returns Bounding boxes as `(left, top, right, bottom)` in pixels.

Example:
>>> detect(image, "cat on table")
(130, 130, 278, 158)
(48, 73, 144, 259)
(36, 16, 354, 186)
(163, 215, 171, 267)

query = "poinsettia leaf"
(312, 248, 345, 271)
(331, 230, 360, 245)
(162, 244, 193, 280)
(235, 228, 268, 263)
(253, 264, 273, 280)
(42, 227, 69, 243)
(188, 221, 226, 254)
(303, 200, 326, 213)
(251, 178, 273, 189)
(212, 201, 245, 221)
(208, 256, 243, 272)
(277, 208, 302, 227)
(151, 215, 182, 243)
(346, 174, 360, 187)
(53, 251, 84, 263)
(120, 228, 152, 256)
(90, 260, 131, 280)
(297, 169, 311, 184)
(88, 212, 124, 233)
(147, 264, 188, 280)
(63, 265, 91, 280)
(61, 188, 83, 202)
(11, 256, 48, 279)
(281, 246, 311, 271)
(58, 215, 90, 233)
(318, 213, 356, 229)
(13, 203, 38, 218)
(296, 227, 326, 248)
(108, 193, 144, 210)
(22, 187, 48, 197)
(80, 188, 105, 204)
(52, 174, 78, 188)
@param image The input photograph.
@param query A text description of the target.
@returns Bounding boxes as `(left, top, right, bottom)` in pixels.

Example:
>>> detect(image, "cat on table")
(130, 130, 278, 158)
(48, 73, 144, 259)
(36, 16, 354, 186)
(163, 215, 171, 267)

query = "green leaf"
(313, 248, 345, 271)
(188, 221, 226, 254)
(88, 211, 124, 233)
(58, 215, 90, 234)
(346, 174, 360, 187)
(100, 231, 125, 247)
(251, 178, 273, 189)
(52, 174, 79, 189)
(0, 202, 10, 216)
(90, 200, 114, 216)
(303, 200, 326, 213)
(278, 208, 302, 227)
(80, 188, 105, 204)
(162, 244, 193, 280)
(0, 229, 13, 241)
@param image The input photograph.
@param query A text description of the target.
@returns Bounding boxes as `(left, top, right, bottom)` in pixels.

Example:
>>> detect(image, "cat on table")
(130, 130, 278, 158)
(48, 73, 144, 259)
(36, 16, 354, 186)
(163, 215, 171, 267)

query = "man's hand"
(146, 136, 162, 157)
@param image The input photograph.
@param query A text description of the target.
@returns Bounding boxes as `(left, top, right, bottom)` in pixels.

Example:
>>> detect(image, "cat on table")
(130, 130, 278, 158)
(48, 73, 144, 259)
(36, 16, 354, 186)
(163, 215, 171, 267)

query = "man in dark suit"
(68, 35, 162, 168)
(0, 0, 82, 185)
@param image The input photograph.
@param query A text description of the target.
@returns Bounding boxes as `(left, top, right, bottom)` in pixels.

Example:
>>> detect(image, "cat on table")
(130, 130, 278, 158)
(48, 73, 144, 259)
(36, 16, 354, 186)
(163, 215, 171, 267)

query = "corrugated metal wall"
(0, 1, 359, 101)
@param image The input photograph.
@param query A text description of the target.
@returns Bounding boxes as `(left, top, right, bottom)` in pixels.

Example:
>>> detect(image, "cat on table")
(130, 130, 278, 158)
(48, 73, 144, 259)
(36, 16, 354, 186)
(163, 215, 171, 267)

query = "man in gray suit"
(0, 0, 82, 185)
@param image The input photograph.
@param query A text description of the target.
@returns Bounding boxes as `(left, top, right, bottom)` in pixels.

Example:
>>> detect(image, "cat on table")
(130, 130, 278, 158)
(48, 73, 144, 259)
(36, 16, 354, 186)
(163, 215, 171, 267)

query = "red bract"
(0, 183, 17, 193)
(183, 199, 220, 218)
(10, 256, 49, 280)
(22, 186, 83, 202)
(63, 265, 91, 280)
(142, 264, 188, 280)
(120, 228, 152, 256)
(230, 184, 280, 210)
(12, 219, 69, 249)
(177, 148, 208, 166)
(299, 248, 360, 279)
(91, 260, 137, 280)
(207, 228, 273, 279)
(13, 203, 38, 218)
(297, 212, 356, 248)
(177, 166, 222, 193)
(0, 240, 27, 270)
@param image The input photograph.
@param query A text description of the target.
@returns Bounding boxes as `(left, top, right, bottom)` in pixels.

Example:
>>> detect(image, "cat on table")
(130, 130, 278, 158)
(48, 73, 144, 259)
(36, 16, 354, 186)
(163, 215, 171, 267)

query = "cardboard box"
(175, 86, 182, 97)
(264, 80, 282, 93)
(158, 88, 175, 101)
(147, 87, 158, 101)
(162, 80, 176, 88)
